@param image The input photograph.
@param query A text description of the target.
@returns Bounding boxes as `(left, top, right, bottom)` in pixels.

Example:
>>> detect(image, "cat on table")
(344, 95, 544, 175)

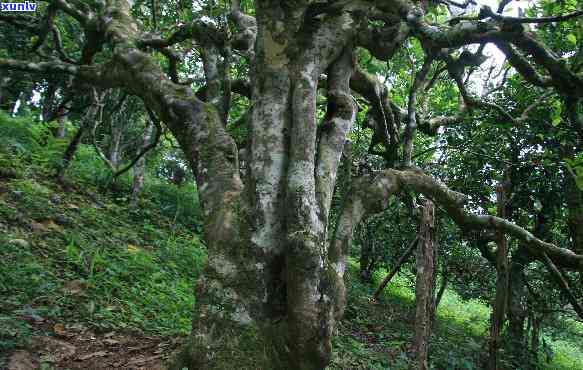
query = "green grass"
(1, 113, 582, 369)
(0, 114, 206, 365)
(0, 176, 206, 345)
(329, 260, 583, 370)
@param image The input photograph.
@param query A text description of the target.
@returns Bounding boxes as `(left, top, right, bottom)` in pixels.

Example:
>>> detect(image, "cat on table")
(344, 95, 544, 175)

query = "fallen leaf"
(53, 323, 67, 337)
(29, 221, 46, 232)
(103, 339, 119, 345)
(127, 244, 140, 253)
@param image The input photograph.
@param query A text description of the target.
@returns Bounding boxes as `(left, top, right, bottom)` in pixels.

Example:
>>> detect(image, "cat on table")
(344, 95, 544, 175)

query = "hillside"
(0, 114, 205, 369)
(1, 114, 582, 369)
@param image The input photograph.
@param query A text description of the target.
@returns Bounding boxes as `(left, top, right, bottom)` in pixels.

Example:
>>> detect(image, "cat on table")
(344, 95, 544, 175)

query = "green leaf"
(566, 34, 577, 45)
(552, 116, 562, 127)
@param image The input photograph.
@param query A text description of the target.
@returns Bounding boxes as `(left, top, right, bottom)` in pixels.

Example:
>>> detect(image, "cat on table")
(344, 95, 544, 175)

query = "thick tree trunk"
(411, 200, 437, 370)
(3, 1, 583, 370)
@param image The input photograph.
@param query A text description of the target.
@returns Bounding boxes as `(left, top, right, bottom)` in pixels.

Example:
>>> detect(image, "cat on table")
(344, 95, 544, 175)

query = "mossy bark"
(411, 200, 437, 370)
(506, 250, 531, 364)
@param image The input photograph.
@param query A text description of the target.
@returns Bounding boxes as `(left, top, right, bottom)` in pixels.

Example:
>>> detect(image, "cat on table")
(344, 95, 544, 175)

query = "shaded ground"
(0, 133, 203, 369)
(0, 171, 190, 369)
(1, 115, 582, 369)
(330, 262, 583, 369)
(6, 322, 181, 370)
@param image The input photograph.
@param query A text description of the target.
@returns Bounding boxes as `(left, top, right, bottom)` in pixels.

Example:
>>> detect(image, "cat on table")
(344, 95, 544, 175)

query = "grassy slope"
(330, 261, 583, 369)
(1, 114, 582, 369)
(0, 115, 206, 367)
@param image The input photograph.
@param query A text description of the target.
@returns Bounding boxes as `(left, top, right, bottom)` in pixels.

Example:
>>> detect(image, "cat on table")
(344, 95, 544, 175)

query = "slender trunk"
(359, 235, 375, 282)
(434, 269, 448, 310)
(530, 312, 542, 357)
(57, 124, 86, 182)
(57, 103, 98, 181)
(0, 77, 9, 110)
(0, 77, 15, 112)
(542, 253, 583, 320)
(411, 200, 437, 370)
(42, 83, 57, 121)
(11, 92, 23, 114)
(506, 250, 530, 363)
(372, 237, 418, 301)
(109, 123, 123, 170)
(56, 106, 67, 138)
(488, 184, 510, 370)
(565, 174, 583, 254)
(565, 99, 583, 252)
(131, 122, 153, 205)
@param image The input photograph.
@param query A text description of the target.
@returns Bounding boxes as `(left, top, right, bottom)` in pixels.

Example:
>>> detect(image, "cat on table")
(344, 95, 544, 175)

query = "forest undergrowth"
(1, 114, 582, 369)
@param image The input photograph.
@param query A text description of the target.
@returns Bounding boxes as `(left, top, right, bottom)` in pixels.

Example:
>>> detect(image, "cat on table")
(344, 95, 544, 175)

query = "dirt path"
(6, 320, 183, 370)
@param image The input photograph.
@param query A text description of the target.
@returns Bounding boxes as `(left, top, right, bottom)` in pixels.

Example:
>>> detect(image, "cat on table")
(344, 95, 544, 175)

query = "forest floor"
(0, 122, 204, 369)
(0, 174, 197, 369)
(331, 263, 583, 369)
(1, 118, 583, 369)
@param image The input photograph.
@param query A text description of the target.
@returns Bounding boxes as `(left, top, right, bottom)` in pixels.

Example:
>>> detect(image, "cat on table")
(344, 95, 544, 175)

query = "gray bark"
(108, 123, 123, 170)
(488, 184, 510, 370)
(507, 250, 530, 361)
(411, 200, 437, 370)
(131, 121, 153, 205)
(56, 106, 67, 139)
(42, 83, 57, 122)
